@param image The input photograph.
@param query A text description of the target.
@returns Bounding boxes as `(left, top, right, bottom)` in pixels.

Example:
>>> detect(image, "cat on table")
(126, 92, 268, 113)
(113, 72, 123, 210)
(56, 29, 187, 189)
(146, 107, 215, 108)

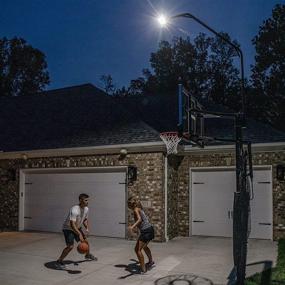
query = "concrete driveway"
(0, 232, 277, 285)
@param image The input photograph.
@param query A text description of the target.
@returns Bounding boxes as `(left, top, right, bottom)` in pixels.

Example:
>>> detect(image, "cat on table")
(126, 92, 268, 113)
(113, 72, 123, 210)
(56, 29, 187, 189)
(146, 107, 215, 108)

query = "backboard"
(177, 84, 204, 146)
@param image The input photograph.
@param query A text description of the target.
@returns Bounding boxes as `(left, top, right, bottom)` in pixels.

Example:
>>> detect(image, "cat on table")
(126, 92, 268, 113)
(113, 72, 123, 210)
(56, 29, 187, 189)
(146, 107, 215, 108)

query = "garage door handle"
(119, 222, 126, 225)
(193, 220, 204, 223)
(24, 216, 32, 219)
(259, 223, 271, 226)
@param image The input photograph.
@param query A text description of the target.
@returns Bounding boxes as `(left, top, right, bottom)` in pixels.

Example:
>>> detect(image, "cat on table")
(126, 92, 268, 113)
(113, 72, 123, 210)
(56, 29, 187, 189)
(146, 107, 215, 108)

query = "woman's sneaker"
(146, 261, 156, 270)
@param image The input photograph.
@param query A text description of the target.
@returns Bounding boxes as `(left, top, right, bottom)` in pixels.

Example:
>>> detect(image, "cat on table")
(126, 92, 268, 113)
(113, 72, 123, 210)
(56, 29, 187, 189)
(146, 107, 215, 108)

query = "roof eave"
(182, 141, 285, 154)
(0, 141, 165, 160)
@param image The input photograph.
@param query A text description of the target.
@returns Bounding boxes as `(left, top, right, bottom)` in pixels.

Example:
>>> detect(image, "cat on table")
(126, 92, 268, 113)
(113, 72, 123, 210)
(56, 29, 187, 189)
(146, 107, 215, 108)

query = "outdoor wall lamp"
(277, 164, 285, 181)
(127, 166, 137, 184)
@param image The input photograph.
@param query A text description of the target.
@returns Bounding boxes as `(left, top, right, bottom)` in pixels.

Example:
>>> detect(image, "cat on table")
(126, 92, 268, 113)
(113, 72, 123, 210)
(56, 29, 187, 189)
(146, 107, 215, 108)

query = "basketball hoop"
(160, 132, 182, 154)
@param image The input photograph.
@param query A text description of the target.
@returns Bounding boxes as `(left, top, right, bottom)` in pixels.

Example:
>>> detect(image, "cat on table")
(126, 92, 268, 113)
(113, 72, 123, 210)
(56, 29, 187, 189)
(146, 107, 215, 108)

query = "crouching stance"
(128, 197, 155, 274)
(56, 193, 97, 268)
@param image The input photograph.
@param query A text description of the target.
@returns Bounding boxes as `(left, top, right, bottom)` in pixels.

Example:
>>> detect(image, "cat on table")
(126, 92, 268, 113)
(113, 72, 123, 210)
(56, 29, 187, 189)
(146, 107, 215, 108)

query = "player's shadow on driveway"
(115, 259, 141, 279)
(44, 260, 92, 274)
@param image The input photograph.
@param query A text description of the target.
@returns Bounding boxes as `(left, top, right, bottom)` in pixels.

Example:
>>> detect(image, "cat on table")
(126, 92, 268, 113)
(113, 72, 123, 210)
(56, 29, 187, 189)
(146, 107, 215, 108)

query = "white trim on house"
(2, 141, 285, 160)
(183, 142, 285, 153)
(0, 141, 165, 160)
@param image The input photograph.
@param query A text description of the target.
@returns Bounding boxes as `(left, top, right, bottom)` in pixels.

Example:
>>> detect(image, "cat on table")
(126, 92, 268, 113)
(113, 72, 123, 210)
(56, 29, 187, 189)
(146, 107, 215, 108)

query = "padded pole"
(178, 83, 183, 132)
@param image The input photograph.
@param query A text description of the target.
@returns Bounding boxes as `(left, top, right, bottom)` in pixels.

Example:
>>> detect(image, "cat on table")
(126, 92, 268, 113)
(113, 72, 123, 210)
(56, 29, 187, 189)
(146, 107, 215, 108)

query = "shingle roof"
(119, 93, 285, 145)
(1, 84, 284, 152)
(0, 84, 160, 152)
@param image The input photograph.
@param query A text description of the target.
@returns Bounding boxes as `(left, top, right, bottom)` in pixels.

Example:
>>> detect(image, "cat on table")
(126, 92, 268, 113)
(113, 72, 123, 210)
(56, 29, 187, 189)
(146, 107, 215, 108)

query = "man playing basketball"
(56, 193, 97, 268)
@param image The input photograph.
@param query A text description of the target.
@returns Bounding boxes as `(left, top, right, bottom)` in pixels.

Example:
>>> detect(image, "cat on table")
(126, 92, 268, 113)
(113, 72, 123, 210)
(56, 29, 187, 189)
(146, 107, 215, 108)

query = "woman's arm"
(129, 208, 142, 230)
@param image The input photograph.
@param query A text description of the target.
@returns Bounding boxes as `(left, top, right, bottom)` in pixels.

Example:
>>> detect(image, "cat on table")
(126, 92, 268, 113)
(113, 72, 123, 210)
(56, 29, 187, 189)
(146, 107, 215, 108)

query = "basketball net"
(160, 132, 182, 155)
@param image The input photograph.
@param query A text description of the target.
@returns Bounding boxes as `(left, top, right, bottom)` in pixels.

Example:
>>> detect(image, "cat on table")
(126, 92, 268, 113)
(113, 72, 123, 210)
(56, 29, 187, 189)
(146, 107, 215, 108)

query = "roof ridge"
(43, 83, 98, 93)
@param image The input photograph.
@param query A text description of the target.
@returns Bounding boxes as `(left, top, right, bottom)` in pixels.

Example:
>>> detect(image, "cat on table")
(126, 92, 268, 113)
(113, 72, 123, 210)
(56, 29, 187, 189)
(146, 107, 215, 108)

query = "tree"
(250, 4, 285, 130)
(128, 77, 145, 96)
(127, 34, 243, 111)
(208, 33, 241, 109)
(0, 37, 49, 96)
(100, 74, 115, 95)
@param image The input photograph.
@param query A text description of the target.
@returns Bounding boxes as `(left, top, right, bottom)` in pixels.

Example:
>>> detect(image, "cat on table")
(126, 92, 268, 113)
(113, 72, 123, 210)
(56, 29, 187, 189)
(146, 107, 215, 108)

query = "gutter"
(0, 141, 165, 160)
(1, 141, 284, 160)
(182, 141, 285, 153)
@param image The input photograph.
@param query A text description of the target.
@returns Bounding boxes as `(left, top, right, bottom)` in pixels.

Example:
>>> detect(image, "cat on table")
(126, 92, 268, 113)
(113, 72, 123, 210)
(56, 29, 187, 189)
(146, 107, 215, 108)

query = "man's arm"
(83, 218, 89, 232)
(70, 220, 84, 242)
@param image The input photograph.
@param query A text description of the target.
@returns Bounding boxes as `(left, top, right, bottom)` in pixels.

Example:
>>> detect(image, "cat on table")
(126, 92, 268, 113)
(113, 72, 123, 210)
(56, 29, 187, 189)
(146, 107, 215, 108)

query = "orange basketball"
(77, 242, 89, 254)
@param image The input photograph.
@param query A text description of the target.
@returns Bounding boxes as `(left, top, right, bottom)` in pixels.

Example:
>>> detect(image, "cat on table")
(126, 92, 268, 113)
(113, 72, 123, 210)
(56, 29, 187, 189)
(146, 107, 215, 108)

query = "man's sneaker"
(85, 253, 98, 261)
(55, 260, 66, 269)
(146, 261, 156, 270)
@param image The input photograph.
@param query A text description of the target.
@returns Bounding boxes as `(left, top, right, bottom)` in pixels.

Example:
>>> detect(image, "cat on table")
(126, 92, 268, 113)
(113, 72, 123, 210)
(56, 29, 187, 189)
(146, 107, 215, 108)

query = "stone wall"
(0, 152, 166, 241)
(1, 148, 284, 241)
(172, 149, 285, 240)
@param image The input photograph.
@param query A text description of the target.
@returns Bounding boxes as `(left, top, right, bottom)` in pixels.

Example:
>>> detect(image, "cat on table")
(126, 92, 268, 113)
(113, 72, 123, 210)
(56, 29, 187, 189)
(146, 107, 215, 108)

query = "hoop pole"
(178, 83, 183, 128)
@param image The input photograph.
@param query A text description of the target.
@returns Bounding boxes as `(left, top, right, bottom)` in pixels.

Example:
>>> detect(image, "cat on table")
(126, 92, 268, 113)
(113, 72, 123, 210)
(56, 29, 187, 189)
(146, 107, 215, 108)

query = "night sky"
(1, 0, 284, 91)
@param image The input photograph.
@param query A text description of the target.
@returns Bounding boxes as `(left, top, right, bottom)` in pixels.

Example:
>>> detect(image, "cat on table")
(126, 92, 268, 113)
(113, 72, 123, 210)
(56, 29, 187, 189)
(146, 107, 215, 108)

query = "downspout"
(164, 155, 169, 241)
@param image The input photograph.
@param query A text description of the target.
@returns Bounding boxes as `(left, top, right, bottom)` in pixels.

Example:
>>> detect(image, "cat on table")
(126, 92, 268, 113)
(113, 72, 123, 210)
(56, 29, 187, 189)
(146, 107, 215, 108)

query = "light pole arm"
(172, 13, 245, 116)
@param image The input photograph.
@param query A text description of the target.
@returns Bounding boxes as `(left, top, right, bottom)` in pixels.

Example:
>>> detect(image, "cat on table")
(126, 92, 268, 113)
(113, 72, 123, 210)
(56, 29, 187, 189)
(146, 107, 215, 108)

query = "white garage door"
(23, 171, 126, 238)
(191, 168, 272, 239)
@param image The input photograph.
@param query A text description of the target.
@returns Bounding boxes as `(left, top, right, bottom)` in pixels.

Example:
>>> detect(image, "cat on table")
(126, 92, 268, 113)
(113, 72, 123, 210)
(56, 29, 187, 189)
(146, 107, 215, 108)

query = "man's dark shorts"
(139, 226, 155, 243)
(63, 228, 85, 246)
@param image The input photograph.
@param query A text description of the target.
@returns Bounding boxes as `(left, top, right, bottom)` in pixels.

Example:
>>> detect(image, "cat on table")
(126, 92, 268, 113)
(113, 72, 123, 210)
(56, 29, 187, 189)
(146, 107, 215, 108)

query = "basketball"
(77, 242, 89, 254)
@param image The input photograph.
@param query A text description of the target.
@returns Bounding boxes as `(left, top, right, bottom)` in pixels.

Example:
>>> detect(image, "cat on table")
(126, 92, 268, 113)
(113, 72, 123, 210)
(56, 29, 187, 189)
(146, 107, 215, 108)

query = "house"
(0, 83, 284, 241)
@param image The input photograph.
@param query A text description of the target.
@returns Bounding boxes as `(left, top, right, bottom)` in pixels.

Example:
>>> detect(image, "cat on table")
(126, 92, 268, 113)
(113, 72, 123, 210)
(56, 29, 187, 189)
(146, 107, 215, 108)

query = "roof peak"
(44, 83, 96, 93)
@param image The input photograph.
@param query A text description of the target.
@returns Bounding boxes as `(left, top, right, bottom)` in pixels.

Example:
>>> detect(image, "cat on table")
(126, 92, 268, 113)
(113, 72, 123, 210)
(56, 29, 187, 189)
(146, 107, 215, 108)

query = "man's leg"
(57, 230, 75, 263)
(57, 244, 74, 262)
(80, 231, 97, 261)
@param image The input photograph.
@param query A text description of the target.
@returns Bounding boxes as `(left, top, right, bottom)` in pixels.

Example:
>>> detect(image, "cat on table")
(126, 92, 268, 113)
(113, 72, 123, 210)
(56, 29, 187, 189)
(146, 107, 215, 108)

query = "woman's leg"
(142, 241, 153, 263)
(135, 239, 147, 272)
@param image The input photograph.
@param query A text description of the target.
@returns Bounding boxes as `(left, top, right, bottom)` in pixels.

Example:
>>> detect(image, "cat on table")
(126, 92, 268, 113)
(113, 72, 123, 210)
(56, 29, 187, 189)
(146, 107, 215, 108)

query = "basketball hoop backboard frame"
(177, 84, 205, 147)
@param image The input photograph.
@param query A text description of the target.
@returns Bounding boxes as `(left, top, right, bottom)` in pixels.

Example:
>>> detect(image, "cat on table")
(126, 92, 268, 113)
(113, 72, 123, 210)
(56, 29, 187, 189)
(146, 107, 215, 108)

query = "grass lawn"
(245, 239, 285, 285)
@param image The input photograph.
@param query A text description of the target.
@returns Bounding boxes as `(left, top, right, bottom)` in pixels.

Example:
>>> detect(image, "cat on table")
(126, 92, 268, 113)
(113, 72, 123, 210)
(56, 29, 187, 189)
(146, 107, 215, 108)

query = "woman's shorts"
(139, 226, 155, 243)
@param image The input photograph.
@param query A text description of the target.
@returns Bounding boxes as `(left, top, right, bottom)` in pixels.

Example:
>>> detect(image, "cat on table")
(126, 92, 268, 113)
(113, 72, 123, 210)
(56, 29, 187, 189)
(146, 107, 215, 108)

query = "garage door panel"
(192, 171, 234, 238)
(24, 171, 126, 238)
(191, 169, 272, 239)
(193, 222, 232, 237)
(90, 218, 125, 237)
(250, 222, 271, 239)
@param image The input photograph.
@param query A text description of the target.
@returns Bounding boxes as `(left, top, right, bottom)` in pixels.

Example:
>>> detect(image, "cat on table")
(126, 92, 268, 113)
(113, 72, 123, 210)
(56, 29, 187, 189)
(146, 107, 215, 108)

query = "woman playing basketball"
(127, 197, 155, 274)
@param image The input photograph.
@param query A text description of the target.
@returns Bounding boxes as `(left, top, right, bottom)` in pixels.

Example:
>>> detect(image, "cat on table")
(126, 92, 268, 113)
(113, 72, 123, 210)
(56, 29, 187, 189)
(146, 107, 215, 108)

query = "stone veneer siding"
(0, 152, 166, 241)
(168, 149, 285, 240)
(1, 149, 284, 241)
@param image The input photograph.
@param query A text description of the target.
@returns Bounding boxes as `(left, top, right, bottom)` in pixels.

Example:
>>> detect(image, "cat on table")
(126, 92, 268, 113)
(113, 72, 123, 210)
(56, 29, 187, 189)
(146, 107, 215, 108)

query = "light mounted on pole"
(157, 14, 169, 27)
(156, 11, 249, 285)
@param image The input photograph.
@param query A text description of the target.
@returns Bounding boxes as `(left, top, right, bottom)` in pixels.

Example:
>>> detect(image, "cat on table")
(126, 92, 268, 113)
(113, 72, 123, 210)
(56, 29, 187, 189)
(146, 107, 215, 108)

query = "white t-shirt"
(62, 205, 89, 230)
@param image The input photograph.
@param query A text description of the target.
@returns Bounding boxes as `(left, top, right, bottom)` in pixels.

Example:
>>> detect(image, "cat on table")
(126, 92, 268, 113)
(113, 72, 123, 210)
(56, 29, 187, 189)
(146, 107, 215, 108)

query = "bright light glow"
(157, 14, 168, 27)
